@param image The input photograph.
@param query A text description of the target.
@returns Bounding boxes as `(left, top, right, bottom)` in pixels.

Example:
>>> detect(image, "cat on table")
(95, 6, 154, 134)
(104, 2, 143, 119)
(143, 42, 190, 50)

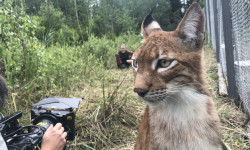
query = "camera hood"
(32, 97, 83, 110)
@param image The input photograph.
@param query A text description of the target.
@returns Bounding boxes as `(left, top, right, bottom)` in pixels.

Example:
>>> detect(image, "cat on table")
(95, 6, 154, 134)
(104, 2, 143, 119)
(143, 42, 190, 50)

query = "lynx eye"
(158, 59, 172, 68)
(132, 59, 138, 68)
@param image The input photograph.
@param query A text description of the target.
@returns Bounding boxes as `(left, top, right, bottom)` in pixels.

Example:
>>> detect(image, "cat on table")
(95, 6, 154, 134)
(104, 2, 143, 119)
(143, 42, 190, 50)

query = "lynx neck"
(148, 87, 220, 150)
(149, 87, 208, 122)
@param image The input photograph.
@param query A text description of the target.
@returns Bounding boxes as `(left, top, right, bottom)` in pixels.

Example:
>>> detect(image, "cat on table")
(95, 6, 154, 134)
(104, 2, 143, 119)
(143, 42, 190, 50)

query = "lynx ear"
(141, 13, 162, 39)
(176, 2, 205, 49)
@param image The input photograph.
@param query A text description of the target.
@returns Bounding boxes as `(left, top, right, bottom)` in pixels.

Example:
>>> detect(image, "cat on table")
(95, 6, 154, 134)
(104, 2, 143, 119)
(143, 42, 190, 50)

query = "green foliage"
(24, 0, 90, 44)
(38, 4, 65, 34)
(0, 1, 248, 150)
(0, 0, 196, 147)
(0, 0, 183, 111)
(90, 0, 137, 37)
(0, 1, 141, 108)
(21, 0, 185, 44)
(0, 0, 39, 86)
(35, 3, 66, 46)
(84, 32, 140, 68)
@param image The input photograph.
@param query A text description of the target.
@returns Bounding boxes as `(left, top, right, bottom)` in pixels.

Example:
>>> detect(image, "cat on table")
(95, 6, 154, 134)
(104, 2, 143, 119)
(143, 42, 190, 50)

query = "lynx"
(132, 3, 221, 150)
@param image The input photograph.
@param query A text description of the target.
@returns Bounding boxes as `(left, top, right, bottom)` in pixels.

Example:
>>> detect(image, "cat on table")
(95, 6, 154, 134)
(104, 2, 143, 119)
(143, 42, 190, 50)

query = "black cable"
(4, 126, 44, 150)
(7, 143, 38, 150)
(4, 125, 39, 138)
(6, 145, 20, 149)
(3, 125, 43, 139)
(10, 142, 38, 146)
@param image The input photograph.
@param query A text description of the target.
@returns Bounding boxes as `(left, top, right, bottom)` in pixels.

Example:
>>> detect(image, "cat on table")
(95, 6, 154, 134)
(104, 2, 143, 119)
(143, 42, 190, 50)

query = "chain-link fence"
(205, 0, 250, 115)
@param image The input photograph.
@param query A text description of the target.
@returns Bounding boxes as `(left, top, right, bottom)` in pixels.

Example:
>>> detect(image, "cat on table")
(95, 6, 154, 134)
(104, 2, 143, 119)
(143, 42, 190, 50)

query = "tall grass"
(67, 68, 141, 149)
(1, 23, 142, 149)
(0, 5, 143, 147)
(1, 3, 248, 149)
(3, 33, 140, 92)
(1, 30, 141, 119)
(0, 1, 141, 115)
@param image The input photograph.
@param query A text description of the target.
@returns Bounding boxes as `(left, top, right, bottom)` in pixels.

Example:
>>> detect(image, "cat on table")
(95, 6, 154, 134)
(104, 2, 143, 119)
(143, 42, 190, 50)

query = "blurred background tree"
(20, 0, 190, 44)
(0, 0, 201, 97)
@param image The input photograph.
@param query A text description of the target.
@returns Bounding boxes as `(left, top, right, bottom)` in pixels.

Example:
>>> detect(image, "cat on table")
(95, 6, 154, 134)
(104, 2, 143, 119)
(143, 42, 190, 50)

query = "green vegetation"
(0, 0, 248, 150)
(1, 0, 199, 113)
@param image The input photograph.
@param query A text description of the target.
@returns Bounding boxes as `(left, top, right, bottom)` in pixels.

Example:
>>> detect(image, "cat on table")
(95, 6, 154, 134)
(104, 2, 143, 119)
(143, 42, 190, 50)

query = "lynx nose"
(134, 88, 148, 97)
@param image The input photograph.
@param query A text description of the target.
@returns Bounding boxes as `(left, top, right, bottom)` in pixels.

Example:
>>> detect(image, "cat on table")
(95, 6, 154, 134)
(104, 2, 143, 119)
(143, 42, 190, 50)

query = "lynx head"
(132, 3, 206, 104)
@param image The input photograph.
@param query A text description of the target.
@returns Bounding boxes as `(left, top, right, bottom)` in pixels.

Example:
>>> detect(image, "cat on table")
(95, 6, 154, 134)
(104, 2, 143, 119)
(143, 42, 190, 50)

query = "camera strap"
(0, 133, 8, 150)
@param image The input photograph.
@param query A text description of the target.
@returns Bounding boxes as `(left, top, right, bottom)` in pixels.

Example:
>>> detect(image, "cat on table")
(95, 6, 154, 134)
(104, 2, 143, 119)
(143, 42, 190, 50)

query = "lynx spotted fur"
(132, 3, 221, 150)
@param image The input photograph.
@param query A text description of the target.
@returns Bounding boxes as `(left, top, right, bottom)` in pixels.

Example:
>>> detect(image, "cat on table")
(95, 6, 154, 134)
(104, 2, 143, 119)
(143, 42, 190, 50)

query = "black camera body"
(0, 97, 82, 150)
(31, 108, 75, 140)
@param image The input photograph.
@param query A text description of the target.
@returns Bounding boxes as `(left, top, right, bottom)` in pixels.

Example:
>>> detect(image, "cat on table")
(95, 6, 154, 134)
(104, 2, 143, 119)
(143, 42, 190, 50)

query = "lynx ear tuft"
(176, 2, 205, 49)
(141, 13, 162, 39)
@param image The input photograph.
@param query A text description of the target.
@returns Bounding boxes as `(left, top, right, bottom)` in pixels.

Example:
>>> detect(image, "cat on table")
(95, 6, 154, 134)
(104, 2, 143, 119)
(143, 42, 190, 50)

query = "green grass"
(1, 33, 142, 149)
(2, 42, 249, 150)
(1, 1, 248, 149)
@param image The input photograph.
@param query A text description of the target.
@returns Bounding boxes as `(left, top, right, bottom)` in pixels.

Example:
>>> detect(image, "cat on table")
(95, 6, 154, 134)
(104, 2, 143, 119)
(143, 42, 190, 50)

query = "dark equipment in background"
(0, 97, 83, 150)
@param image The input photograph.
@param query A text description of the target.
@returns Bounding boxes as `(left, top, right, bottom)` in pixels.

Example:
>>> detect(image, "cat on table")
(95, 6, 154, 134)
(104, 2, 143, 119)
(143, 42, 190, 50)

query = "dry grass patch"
(68, 69, 144, 149)
(204, 45, 249, 150)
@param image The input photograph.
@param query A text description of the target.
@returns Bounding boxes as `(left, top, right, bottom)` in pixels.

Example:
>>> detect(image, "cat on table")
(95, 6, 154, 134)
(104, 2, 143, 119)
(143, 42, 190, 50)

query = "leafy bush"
(0, 2, 142, 149)
(0, 0, 141, 106)
(84, 32, 141, 68)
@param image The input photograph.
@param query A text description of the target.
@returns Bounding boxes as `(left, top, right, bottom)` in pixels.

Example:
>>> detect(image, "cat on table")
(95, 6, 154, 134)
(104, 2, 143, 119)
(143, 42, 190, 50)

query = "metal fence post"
(209, 0, 216, 51)
(221, 0, 238, 103)
(204, 7, 208, 44)
(206, 0, 211, 42)
(213, 0, 220, 62)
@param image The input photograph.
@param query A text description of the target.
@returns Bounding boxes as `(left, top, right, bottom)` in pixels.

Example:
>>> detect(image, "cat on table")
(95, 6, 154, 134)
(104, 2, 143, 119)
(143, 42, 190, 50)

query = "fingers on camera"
(54, 123, 62, 130)
(48, 124, 53, 129)
(59, 127, 64, 134)
(62, 132, 67, 139)
(51, 123, 67, 139)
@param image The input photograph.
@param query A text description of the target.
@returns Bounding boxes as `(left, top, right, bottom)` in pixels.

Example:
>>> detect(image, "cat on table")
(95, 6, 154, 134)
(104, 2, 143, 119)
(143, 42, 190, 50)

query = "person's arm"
(115, 54, 122, 67)
(126, 60, 132, 63)
(126, 50, 134, 56)
(126, 50, 134, 64)
(41, 123, 67, 150)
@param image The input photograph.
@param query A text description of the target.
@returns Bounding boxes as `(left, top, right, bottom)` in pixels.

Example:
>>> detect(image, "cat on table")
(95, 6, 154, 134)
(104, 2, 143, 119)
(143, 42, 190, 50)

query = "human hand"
(126, 60, 132, 63)
(41, 123, 67, 150)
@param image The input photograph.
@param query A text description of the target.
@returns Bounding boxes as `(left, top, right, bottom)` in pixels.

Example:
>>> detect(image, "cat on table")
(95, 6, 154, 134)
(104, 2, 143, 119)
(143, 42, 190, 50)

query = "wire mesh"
(230, 0, 250, 113)
(217, 0, 228, 82)
(205, 0, 250, 113)
(205, 0, 211, 43)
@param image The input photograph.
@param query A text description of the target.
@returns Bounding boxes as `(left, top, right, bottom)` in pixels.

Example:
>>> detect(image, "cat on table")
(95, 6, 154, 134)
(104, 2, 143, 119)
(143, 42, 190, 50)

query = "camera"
(0, 97, 83, 150)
